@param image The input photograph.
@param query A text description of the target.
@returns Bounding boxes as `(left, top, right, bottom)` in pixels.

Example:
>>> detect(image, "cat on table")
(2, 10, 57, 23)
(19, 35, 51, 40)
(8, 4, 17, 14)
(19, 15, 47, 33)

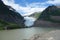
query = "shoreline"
(29, 30, 60, 40)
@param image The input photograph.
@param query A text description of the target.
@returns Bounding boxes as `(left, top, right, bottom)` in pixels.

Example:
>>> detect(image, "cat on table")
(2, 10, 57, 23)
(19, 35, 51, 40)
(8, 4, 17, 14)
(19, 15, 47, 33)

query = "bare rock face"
(32, 5, 60, 27)
(0, 0, 25, 27)
(29, 30, 60, 40)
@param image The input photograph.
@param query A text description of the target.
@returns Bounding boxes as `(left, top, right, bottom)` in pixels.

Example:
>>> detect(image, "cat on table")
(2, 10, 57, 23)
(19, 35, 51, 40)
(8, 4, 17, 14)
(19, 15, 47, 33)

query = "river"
(0, 27, 59, 40)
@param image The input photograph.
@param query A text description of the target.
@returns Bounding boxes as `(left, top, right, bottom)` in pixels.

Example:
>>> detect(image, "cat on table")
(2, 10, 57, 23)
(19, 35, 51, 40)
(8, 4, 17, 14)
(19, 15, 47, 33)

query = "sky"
(2, 0, 60, 16)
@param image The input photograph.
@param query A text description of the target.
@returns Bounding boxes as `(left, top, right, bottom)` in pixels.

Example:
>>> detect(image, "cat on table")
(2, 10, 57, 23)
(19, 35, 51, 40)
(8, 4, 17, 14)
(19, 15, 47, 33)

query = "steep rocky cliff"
(0, 0, 25, 29)
(33, 5, 60, 27)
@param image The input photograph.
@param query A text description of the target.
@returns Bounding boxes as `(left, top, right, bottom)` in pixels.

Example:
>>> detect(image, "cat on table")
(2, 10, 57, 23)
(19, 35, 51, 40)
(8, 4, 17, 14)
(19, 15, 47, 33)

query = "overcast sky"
(2, 0, 60, 16)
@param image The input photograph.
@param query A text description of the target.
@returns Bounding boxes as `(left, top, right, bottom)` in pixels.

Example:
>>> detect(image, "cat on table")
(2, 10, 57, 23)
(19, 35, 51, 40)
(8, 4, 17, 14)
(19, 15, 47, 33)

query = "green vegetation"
(51, 8, 60, 15)
(0, 20, 7, 30)
(33, 12, 41, 19)
(29, 12, 42, 19)
(0, 20, 22, 30)
(0, 20, 9, 27)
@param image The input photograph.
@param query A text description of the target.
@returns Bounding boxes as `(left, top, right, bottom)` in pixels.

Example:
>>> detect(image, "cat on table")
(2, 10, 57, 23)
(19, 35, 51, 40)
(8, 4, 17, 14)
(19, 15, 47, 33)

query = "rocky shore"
(27, 30, 60, 40)
(32, 20, 60, 27)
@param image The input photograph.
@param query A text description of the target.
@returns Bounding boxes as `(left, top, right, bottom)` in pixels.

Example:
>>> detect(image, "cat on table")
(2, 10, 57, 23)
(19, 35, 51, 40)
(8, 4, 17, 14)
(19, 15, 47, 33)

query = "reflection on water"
(0, 27, 58, 40)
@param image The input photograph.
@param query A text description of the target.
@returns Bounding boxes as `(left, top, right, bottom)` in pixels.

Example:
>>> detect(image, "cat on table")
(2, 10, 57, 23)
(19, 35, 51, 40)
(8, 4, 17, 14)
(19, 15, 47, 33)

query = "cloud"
(2, 0, 60, 16)
(46, 0, 60, 5)
(2, 0, 46, 16)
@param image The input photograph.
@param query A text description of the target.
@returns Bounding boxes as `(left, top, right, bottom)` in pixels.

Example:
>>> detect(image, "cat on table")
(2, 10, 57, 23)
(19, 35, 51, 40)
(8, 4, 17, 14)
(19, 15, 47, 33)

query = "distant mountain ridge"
(29, 12, 41, 19)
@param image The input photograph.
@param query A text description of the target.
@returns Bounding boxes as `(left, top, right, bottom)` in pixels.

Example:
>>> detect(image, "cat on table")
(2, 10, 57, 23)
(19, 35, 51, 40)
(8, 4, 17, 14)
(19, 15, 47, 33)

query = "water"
(0, 27, 58, 40)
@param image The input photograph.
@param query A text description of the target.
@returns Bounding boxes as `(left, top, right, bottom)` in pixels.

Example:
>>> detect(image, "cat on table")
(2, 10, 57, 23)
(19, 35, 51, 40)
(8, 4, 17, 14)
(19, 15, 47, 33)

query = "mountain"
(32, 5, 60, 27)
(38, 5, 60, 20)
(29, 12, 41, 19)
(0, 0, 25, 29)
